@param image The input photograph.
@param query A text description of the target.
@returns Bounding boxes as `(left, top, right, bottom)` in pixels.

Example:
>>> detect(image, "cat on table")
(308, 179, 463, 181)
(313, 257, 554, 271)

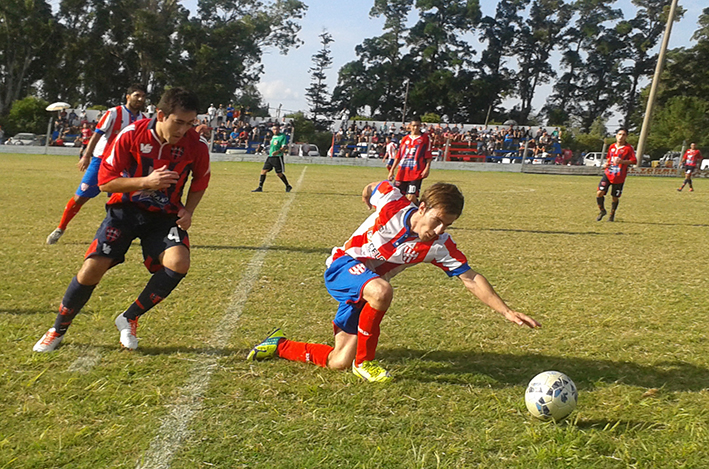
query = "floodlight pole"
(401, 79, 410, 125)
(635, 0, 679, 167)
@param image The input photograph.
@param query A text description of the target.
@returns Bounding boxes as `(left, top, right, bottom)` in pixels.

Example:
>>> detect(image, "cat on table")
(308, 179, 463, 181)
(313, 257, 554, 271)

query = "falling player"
(246, 180, 540, 382)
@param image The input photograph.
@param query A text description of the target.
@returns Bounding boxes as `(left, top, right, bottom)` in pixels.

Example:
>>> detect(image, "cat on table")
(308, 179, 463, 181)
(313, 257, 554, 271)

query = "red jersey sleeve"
(188, 136, 211, 192)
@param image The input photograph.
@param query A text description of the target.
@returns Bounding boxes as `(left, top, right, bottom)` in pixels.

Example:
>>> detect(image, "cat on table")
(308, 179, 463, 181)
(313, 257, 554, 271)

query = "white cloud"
(257, 80, 300, 103)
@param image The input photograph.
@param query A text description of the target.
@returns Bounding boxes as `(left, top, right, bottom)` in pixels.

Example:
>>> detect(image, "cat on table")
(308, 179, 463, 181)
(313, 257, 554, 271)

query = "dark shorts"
(262, 156, 285, 173)
(598, 175, 624, 198)
(85, 204, 189, 273)
(394, 179, 422, 197)
(75, 156, 102, 198)
(684, 165, 697, 175)
(324, 255, 380, 334)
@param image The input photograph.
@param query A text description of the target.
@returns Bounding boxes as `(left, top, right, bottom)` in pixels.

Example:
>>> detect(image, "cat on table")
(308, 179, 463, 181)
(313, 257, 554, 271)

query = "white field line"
(136, 167, 307, 469)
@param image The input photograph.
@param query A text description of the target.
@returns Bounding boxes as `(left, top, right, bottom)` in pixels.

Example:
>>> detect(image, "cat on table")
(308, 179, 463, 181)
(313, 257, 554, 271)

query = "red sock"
(355, 303, 386, 366)
(58, 198, 83, 230)
(276, 339, 333, 368)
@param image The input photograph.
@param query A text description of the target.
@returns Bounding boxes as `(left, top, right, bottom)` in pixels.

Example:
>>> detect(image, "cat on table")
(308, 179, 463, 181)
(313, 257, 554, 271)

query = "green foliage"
(305, 31, 334, 131)
(646, 96, 709, 157)
(3, 96, 50, 135)
(420, 112, 441, 123)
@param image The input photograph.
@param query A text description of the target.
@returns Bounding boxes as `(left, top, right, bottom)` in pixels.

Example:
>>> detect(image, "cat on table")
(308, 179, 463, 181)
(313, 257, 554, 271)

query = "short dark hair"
(617, 127, 629, 135)
(157, 87, 200, 116)
(127, 83, 147, 95)
(420, 182, 464, 218)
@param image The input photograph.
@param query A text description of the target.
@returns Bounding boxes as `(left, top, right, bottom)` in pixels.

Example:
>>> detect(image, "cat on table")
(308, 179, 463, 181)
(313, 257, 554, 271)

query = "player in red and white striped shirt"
(46, 84, 147, 244)
(247, 180, 540, 382)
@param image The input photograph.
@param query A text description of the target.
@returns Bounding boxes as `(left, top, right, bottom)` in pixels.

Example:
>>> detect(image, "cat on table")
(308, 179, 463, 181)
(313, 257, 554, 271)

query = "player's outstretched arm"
(458, 269, 541, 328)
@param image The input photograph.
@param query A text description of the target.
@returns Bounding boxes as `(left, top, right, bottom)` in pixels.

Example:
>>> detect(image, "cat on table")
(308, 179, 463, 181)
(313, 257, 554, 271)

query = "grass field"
(1, 153, 708, 468)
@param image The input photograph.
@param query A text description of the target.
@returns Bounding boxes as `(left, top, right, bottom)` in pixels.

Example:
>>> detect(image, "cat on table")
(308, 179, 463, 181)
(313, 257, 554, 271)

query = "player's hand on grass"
(146, 166, 179, 190)
(502, 309, 541, 329)
(176, 208, 192, 230)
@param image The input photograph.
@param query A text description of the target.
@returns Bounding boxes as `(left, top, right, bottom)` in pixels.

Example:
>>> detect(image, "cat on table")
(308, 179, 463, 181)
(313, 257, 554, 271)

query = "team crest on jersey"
(106, 227, 121, 242)
(348, 263, 367, 275)
(401, 244, 419, 263)
(170, 146, 185, 159)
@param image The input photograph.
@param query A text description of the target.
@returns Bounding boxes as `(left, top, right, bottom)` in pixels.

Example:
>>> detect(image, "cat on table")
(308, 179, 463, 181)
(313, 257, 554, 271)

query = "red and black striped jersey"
(99, 118, 211, 215)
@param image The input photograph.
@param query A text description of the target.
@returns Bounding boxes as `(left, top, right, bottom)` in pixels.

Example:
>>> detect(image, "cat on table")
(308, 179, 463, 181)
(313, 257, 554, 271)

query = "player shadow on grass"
(1, 308, 53, 315)
(451, 227, 628, 236)
(192, 244, 332, 255)
(381, 348, 709, 392)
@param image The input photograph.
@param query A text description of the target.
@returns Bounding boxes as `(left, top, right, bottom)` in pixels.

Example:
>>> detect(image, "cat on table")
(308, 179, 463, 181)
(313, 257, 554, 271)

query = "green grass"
(1, 153, 708, 468)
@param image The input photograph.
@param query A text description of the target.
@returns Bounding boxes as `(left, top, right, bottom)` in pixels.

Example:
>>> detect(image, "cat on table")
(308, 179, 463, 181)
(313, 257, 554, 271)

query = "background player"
(596, 128, 636, 222)
(34, 87, 211, 352)
(252, 123, 292, 192)
(46, 84, 147, 244)
(78, 122, 93, 158)
(678, 143, 702, 192)
(384, 135, 398, 175)
(247, 180, 540, 382)
(388, 118, 433, 204)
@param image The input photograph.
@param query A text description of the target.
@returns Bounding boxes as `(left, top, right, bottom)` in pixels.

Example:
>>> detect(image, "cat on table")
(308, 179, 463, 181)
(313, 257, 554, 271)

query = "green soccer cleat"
(246, 328, 285, 361)
(352, 360, 392, 383)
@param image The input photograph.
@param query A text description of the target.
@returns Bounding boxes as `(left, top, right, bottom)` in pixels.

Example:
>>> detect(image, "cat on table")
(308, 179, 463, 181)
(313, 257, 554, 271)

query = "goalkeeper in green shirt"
(252, 124, 292, 192)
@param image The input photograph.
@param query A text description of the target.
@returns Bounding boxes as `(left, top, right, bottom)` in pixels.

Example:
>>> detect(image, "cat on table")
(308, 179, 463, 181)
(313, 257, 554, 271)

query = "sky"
(169, 0, 706, 121)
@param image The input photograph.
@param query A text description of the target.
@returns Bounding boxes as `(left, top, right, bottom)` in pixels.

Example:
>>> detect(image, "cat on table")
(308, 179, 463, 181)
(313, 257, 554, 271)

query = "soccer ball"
(525, 371, 578, 421)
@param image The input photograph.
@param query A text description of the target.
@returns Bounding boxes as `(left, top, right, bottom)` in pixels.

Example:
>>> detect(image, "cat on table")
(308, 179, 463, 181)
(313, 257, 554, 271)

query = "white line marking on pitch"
(136, 167, 307, 469)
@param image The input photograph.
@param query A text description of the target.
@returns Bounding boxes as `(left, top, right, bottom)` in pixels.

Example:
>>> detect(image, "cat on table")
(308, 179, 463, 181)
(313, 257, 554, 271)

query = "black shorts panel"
(394, 179, 422, 197)
(85, 204, 189, 273)
(598, 175, 624, 198)
(262, 156, 285, 173)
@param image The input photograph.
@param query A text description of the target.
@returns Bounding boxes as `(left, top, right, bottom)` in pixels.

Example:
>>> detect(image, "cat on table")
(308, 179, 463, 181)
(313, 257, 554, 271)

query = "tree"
(404, 0, 482, 120)
(305, 31, 334, 131)
(544, 0, 623, 126)
(172, 0, 307, 109)
(475, 0, 528, 120)
(331, 0, 413, 120)
(646, 96, 709, 156)
(0, 0, 58, 116)
(3, 96, 50, 135)
(511, 0, 572, 125)
(619, 0, 684, 129)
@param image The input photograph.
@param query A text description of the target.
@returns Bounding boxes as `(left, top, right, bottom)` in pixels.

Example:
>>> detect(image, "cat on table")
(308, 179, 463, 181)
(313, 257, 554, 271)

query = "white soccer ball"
(525, 371, 578, 421)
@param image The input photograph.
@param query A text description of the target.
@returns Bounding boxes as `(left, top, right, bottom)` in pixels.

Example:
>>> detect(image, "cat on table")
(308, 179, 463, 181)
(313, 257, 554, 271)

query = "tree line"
(1, 0, 707, 156)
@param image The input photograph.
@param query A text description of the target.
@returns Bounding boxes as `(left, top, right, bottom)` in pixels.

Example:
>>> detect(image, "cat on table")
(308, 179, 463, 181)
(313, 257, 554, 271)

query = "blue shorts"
(75, 156, 102, 198)
(85, 204, 189, 273)
(325, 255, 380, 334)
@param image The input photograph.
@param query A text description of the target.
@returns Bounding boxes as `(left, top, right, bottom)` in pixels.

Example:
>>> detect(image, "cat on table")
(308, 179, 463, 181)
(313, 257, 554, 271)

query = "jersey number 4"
(167, 227, 181, 243)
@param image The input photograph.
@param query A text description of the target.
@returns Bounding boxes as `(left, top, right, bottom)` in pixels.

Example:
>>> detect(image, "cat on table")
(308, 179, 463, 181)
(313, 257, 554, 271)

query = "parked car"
(5, 133, 41, 145)
(658, 151, 681, 168)
(583, 152, 604, 167)
(293, 143, 321, 156)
